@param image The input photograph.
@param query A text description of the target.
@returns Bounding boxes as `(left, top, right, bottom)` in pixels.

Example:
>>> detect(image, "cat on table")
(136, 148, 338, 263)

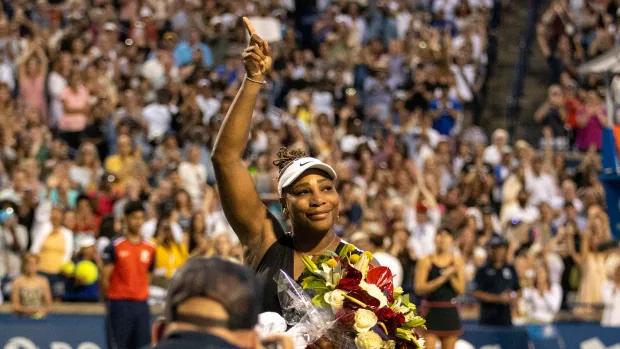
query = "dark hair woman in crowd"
(415, 227, 465, 349)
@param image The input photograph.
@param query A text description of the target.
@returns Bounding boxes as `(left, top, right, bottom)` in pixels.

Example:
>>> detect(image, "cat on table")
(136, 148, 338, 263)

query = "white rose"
(360, 282, 388, 308)
(353, 309, 378, 333)
(355, 331, 384, 349)
(324, 289, 347, 313)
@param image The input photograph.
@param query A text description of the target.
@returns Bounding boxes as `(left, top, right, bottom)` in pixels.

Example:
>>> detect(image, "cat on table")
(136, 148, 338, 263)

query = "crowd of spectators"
(536, 0, 620, 152)
(0, 0, 617, 329)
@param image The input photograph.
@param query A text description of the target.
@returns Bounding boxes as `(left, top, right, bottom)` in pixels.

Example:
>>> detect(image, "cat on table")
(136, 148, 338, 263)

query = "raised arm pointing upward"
(211, 17, 274, 261)
(212, 19, 349, 321)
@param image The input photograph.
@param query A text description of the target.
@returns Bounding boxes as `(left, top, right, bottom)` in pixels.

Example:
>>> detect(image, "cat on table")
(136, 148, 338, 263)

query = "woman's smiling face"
(283, 169, 339, 235)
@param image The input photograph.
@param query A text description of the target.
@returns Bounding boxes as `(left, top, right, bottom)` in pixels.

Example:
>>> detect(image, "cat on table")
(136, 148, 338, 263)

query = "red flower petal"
(343, 289, 381, 310)
(374, 306, 406, 336)
(366, 266, 394, 294)
(336, 307, 356, 327)
(336, 263, 363, 290)
(336, 278, 362, 291)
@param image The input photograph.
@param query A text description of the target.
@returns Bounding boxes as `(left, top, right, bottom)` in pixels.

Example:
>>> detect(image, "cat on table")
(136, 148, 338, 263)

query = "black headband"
(174, 313, 231, 329)
(170, 303, 256, 330)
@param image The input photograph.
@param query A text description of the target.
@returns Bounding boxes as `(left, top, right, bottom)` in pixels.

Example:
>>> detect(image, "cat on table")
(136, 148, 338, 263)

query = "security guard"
(473, 234, 521, 326)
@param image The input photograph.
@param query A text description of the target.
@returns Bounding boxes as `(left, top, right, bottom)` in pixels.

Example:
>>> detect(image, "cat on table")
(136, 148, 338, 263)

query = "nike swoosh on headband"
(299, 161, 311, 166)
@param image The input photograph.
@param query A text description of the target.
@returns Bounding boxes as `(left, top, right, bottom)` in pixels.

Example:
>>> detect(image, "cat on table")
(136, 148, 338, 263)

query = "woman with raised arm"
(211, 19, 359, 322)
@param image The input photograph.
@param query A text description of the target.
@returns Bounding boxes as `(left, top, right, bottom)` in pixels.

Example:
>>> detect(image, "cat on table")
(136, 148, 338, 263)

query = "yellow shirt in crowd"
(104, 155, 139, 192)
(153, 241, 189, 278)
(38, 232, 66, 274)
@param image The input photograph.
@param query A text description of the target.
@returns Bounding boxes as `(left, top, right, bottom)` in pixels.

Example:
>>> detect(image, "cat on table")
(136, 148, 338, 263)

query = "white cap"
(277, 157, 337, 196)
(78, 235, 96, 249)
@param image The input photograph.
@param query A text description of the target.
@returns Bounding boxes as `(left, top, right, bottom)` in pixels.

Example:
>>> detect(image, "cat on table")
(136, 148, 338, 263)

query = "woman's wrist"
(245, 74, 266, 85)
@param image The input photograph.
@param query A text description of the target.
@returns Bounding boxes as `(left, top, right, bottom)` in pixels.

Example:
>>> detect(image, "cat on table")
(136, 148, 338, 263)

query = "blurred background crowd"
(0, 0, 619, 329)
(535, 0, 620, 151)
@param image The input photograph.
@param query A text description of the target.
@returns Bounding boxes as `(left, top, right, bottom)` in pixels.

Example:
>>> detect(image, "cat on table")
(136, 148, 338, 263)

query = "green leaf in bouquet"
(300, 276, 318, 288)
(396, 328, 413, 341)
(301, 256, 319, 272)
(401, 294, 411, 306)
(407, 303, 417, 312)
(312, 292, 329, 309)
(403, 316, 426, 329)
(302, 278, 329, 291)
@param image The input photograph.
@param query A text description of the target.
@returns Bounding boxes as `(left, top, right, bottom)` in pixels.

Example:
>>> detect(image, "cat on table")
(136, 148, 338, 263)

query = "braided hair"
(272, 147, 307, 174)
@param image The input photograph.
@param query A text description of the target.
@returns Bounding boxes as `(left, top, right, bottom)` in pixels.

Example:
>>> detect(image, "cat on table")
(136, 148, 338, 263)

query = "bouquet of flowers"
(276, 244, 426, 349)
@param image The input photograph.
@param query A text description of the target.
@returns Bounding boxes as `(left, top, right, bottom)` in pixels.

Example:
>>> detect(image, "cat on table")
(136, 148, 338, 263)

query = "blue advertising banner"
(458, 321, 620, 349)
(1, 315, 620, 349)
(0, 314, 107, 349)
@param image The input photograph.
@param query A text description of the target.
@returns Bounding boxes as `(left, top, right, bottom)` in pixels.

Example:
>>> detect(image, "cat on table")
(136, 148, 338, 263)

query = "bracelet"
(245, 75, 267, 85)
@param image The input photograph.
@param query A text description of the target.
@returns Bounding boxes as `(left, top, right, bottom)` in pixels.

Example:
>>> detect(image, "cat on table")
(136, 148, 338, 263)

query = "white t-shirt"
(602, 281, 620, 327)
(142, 103, 172, 140)
(197, 95, 220, 124)
(407, 222, 437, 260)
(502, 203, 540, 226)
(525, 172, 557, 206)
(141, 59, 179, 89)
(0, 63, 15, 92)
(483, 145, 502, 166)
(521, 284, 563, 323)
(48, 71, 67, 127)
(550, 196, 584, 213)
(396, 12, 412, 39)
(452, 34, 485, 63)
(0, 224, 28, 277)
(178, 161, 207, 204)
(312, 91, 334, 118)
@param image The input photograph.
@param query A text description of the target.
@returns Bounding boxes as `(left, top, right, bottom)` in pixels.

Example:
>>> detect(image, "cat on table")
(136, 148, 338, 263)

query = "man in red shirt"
(102, 200, 155, 349)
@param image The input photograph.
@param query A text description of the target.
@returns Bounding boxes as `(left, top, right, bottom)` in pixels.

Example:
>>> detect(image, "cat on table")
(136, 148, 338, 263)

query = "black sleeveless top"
(255, 232, 360, 314)
(425, 261, 458, 302)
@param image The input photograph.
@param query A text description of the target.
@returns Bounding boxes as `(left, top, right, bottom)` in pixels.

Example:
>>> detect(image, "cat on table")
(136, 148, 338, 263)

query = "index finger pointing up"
(242, 16, 257, 36)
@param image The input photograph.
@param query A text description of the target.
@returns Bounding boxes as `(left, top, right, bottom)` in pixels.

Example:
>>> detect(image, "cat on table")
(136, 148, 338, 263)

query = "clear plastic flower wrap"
(275, 270, 356, 349)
